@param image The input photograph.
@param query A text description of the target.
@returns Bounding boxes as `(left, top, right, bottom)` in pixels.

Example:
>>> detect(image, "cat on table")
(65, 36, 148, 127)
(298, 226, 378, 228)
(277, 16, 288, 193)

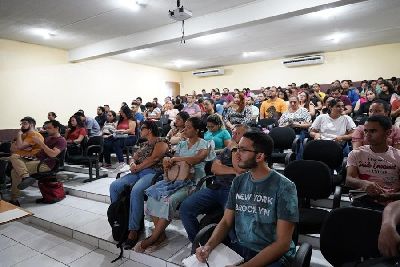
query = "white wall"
(0, 39, 181, 129)
(180, 43, 400, 94)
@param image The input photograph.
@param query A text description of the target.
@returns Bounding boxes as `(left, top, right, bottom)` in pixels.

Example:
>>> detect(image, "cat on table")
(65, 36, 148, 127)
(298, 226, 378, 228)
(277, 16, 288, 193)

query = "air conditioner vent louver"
(283, 55, 324, 67)
(192, 68, 224, 77)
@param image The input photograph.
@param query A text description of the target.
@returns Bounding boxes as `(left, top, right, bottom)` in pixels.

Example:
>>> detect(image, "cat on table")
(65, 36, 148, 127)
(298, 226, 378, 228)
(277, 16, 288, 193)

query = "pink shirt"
(347, 145, 400, 193)
(352, 125, 400, 147)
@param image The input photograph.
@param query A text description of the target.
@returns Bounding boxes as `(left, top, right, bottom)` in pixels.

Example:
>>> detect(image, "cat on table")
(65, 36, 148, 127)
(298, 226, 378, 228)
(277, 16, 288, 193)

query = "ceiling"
(1, 0, 400, 71)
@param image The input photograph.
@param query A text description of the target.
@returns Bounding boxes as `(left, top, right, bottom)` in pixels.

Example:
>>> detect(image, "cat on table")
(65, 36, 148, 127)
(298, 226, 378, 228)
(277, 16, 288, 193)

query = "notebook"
(182, 243, 244, 267)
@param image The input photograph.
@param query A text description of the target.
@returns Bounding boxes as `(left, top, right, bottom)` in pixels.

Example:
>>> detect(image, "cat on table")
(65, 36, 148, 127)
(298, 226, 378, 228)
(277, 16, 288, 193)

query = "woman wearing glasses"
(109, 120, 169, 249)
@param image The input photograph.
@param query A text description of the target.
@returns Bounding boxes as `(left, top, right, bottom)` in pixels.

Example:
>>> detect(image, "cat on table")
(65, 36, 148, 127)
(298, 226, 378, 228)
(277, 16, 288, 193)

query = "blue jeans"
(109, 168, 155, 230)
(180, 186, 231, 242)
(103, 135, 136, 164)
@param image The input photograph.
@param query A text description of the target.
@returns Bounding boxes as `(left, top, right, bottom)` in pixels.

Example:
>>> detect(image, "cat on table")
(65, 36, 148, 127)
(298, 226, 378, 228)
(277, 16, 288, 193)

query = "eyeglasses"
(232, 147, 259, 153)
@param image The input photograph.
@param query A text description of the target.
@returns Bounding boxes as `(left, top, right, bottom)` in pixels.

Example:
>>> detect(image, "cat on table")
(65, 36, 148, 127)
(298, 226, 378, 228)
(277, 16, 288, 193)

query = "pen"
(198, 242, 210, 267)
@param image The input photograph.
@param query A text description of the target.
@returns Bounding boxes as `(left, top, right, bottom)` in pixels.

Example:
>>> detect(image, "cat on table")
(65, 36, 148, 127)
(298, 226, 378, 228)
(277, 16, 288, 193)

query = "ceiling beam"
(68, 0, 367, 62)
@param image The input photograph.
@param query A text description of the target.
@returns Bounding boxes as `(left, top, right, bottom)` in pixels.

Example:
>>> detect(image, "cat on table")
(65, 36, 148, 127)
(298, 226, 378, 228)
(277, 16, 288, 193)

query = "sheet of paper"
(0, 208, 30, 224)
(182, 243, 244, 267)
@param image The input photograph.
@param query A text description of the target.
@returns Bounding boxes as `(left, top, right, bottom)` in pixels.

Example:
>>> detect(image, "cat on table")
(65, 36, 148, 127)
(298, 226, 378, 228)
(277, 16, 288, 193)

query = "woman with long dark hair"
(223, 93, 252, 131)
(103, 105, 137, 168)
(65, 115, 86, 144)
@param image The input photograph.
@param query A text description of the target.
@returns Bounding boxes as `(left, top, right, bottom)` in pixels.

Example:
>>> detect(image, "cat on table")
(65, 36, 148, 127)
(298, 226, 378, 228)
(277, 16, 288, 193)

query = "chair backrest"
(0, 142, 11, 153)
(320, 207, 382, 266)
(268, 127, 296, 150)
(284, 160, 332, 199)
(303, 140, 343, 170)
(86, 136, 104, 155)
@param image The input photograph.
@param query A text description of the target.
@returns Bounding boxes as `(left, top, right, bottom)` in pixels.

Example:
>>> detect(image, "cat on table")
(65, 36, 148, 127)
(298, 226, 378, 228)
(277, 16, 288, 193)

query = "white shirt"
(310, 114, 356, 140)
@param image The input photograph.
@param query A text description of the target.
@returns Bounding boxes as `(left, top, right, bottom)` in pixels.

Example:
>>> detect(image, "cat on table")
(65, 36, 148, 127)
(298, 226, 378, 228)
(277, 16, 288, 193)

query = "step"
(19, 188, 187, 267)
(62, 164, 109, 178)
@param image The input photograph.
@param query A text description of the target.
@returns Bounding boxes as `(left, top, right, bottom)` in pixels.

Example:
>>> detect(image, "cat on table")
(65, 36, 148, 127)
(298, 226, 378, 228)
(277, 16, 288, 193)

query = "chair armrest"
(86, 144, 102, 155)
(291, 243, 312, 267)
(195, 175, 215, 191)
(191, 223, 217, 255)
(332, 185, 342, 209)
(285, 151, 294, 166)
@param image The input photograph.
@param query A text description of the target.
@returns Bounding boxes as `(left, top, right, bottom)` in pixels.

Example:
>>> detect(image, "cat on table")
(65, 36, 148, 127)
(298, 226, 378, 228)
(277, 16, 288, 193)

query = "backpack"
(37, 180, 66, 204)
(107, 184, 132, 263)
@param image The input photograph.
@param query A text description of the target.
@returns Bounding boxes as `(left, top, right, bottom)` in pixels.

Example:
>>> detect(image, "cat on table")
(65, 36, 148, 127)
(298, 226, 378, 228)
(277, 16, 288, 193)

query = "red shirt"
(117, 119, 130, 130)
(66, 127, 86, 141)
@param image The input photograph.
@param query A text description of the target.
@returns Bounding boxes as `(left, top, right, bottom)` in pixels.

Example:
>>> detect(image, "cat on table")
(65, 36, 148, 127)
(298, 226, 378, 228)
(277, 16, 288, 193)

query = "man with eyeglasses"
(180, 125, 248, 242)
(196, 130, 298, 267)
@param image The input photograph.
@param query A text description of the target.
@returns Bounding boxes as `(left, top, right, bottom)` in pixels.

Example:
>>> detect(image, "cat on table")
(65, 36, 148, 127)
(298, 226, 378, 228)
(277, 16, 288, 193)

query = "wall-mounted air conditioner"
(192, 68, 225, 77)
(282, 55, 324, 68)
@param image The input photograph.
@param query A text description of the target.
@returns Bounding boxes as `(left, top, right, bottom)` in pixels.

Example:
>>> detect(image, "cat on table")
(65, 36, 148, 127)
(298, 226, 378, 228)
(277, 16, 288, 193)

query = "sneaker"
(17, 176, 36, 190)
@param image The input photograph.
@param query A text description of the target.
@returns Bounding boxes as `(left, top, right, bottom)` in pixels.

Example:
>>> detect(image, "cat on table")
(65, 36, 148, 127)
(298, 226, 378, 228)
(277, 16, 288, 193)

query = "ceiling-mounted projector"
(169, 0, 192, 21)
(169, 6, 192, 21)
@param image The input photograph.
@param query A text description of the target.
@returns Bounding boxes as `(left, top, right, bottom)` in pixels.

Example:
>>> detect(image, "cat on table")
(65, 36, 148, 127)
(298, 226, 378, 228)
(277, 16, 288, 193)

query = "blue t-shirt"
(226, 170, 299, 261)
(85, 117, 101, 136)
(135, 112, 144, 123)
(204, 129, 231, 150)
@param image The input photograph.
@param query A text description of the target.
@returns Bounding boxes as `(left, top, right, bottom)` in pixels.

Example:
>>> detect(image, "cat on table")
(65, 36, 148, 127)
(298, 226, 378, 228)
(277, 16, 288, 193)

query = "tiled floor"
(0, 221, 148, 267)
(0, 166, 333, 267)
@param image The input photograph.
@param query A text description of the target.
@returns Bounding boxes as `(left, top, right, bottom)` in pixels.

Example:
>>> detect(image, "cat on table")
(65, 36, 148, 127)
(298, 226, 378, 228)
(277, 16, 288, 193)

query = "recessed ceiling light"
(192, 32, 228, 45)
(120, 0, 147, 11)
(242, 51, 265, 58)
(31, 28, 56, 39)
(325, 32, 347, 43)
(172, 59, 194, 68)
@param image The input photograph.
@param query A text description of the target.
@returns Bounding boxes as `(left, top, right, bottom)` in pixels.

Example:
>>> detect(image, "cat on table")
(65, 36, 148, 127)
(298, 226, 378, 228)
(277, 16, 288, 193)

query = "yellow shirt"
(14, 131, 44, 157)
(260, 98, 288, 119)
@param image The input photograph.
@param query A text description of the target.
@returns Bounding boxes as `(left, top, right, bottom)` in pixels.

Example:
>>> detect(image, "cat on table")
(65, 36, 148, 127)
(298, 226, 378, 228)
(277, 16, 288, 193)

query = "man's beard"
(238, 156, 257, 169)
(20, 127, 30, 133)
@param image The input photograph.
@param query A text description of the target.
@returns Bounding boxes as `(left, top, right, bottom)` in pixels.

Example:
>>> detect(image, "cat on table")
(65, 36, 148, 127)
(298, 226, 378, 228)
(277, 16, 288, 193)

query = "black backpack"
(107, 184, 132, 262)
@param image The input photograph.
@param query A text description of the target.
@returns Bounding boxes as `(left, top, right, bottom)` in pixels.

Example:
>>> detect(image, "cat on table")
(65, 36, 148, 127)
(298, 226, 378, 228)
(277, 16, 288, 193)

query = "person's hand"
(313, 133, 321, 140)
(333, 136, 343, 142)
(292, 122, 301, 128)
(363, 181, 385, 196)
(378, 222, 400, 257)
(195, 245, 211, 263)
(163, 157, 173, 170)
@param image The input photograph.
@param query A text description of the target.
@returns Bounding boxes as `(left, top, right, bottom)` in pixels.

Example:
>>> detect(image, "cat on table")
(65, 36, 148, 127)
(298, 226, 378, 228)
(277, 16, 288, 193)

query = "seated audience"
(310, 99, 355, 155)
(9, 117, 43, 159)
(346, 115, 400, 210)
(260, 86, 287, 120)
(65, 115, 86, 145)
(254, 93, 266, 110)
(40, 112, 58, 133)
(74, 111, 101, 137)
(95, 106, 107, 128)
(174, 98, 184, 111)
(144, 102, 161, 120)
(136, 117, 209, 252)
(224, 93, 253, 130)
(378, 200, 400, 257)
(204, 114, 231, 150)
(195, 131, 298, 266)
(379, 81, 394, 104)
(9, 120, 66, 205)
(109, 121, 168, 248)
(246, 96, 260, 121)
(153, 97, 162, 110)
(101, 110, 118, 139)
(163, 100, 179, 123)
(311, 83, 326, 103)
(221, 88, 234, 104)
(180, 124, 248, 242)
(278, 96, 312, 134)
(308, 88, 323, 113)
(298, 90, 316, 117)
(330, 86, 352, 115)
(103, 105, 137, 168)
(200, 98, 219, 130)
(352, 100, 400, 149)
(354, 88, 376, 115)
(166, 111, 190, 146)
(392, 92, 400, 128)
(277, 89, 289, 104)
(342, 80, 359, 106)
(130, 101, 145, 124)
(183, 95, 202, 118)
(135, 97, 146, 112)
